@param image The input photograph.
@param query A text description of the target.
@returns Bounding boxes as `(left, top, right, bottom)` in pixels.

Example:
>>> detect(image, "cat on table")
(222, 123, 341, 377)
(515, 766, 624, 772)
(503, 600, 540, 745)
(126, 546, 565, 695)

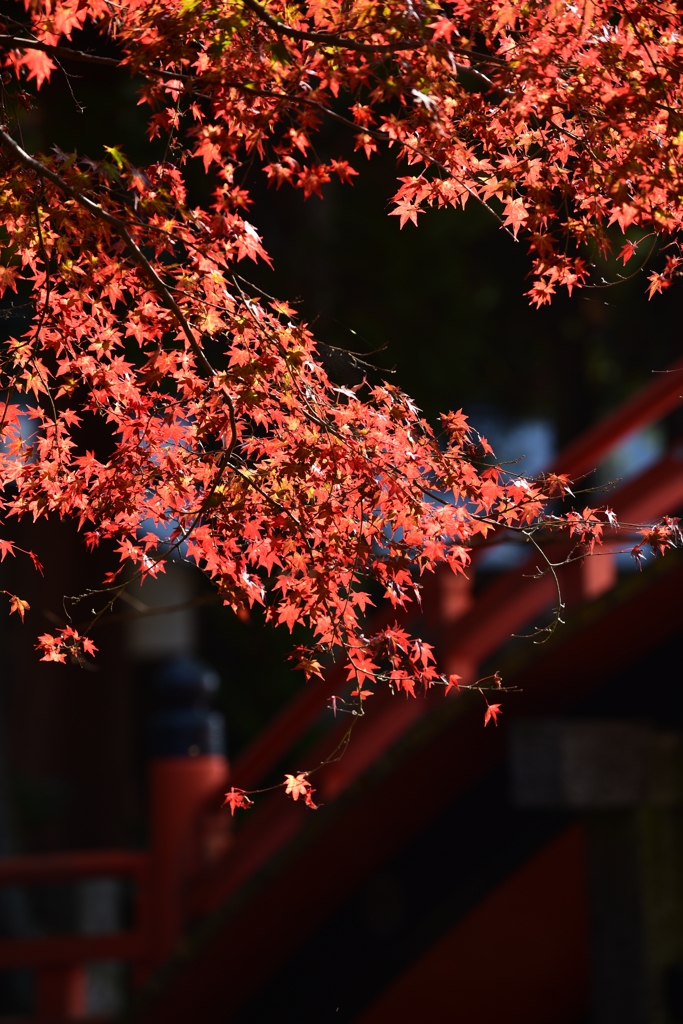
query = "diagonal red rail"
(556, 358, 683, 477)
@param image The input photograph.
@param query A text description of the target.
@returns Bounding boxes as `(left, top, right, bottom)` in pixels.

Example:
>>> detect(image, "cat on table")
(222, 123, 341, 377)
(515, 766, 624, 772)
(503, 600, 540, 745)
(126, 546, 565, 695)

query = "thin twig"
(0, 34, 192, 80)
(0, 34, 120, 67)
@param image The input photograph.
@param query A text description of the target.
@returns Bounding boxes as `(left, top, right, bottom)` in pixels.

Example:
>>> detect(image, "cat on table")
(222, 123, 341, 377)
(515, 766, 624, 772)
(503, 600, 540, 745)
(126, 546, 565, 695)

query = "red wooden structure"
(3, 362, 683, 1022)
(0, 755, 230, 1021)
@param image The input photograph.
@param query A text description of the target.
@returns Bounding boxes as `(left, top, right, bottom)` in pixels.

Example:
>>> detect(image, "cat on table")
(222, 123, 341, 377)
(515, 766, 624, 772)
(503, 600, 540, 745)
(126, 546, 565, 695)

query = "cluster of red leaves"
(36, 626, 97, 664)
(108, 0, 683, 303)
(0, 1, 678, 809)
(632, 515, 681, 567)
(222, 787, 254, 816)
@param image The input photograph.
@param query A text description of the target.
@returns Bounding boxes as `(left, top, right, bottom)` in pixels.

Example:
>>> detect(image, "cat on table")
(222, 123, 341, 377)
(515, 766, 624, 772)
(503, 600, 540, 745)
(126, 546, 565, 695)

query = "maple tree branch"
(0, 126, 216, 377)
(241, 0, 423, 53)
(238, 85, 511, 234)
(248, 84, 388, 140)
(69, 440, 238, 633)
(0, 33, 121, 67)
(241, 0, 505, 65)
(513, 528, 565, 643)
(0, 3, 503, 75)
(89, 591, 223, 628)
(0, 34, 193, 81)
(586, 233, 659, 289)
(0, 130, 241, 618)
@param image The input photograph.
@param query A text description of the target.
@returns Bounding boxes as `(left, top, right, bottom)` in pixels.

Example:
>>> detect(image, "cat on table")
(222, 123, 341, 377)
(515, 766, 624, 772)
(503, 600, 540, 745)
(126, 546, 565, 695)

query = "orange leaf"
(7, 594, 29, 622)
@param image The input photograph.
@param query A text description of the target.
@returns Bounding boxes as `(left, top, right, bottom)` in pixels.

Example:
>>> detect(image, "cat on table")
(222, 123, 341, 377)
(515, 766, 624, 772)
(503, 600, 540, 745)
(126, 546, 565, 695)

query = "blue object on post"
(148, 657, 226, 758)
(146, 657, 230, 967)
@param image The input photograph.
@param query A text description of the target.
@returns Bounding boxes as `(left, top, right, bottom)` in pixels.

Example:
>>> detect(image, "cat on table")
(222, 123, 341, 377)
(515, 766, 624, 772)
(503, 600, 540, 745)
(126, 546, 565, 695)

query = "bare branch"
(0, 33, 120, 67)
(241, 0, 423, 53)
(240, 0, 505, 65)
(0, 34, 193, 80)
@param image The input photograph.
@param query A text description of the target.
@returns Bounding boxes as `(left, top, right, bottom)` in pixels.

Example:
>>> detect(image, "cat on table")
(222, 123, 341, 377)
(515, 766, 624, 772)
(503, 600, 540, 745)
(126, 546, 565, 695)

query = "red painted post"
(36, 964, 87, 1019)
(148, 754, 229, 966)
(145, 658, 229, 970)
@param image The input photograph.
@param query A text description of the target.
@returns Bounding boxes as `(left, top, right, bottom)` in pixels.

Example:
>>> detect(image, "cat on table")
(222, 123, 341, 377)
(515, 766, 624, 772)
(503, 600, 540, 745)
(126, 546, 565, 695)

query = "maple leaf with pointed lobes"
(222, 788, 254, 816)
(15, 50, 56, 90)
(28, 552, 42, 577)
(0, 540, 15, 561)
(277, 601, 301, 632)
(7, 595, 29, 622)
(631, 543, 647, 569)
(346, 653, 377, 687)
(195, 135, 222, 173)
(429, 16, 457, 43)
(284, 773, 319, 808)
(36, 634, 67, 664)
(444, 674, 462, 696)
(618, 240, 639, 266)
(640, 518, 681, 556)
(542, 473, 574, 499)
(502, 197, 529, 238)
(484, 703, 502, 727)
(647, 272, 670, 299)
(294, 654, 324, 679)
(284, 773, 309, 800)
(81, 637, 98, 658)
(389, 198, 422, 229)
(329, 160, 359, 185)
(0, 266, 19, 299)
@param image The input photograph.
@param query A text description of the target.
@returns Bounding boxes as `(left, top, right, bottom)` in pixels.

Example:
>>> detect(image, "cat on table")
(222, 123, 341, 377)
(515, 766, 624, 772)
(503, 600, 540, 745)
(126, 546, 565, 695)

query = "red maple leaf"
(389, 197, 421, 228)
(0, 540, 15, 561)
(81, 637, 98, 658)
(444, 674, 462, 696)
(429, 16, 457, 43)
(222, 788, 254, 816)
(502, 197, 529, 238)
(618, 240, 639, 265)
(484, 703, 502, 727)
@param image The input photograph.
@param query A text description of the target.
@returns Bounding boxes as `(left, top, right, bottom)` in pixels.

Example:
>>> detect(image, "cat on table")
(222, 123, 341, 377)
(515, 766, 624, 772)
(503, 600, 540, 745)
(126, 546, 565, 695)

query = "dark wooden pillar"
(510, 720, 683, 1024)
(2, 516, 140, 852)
